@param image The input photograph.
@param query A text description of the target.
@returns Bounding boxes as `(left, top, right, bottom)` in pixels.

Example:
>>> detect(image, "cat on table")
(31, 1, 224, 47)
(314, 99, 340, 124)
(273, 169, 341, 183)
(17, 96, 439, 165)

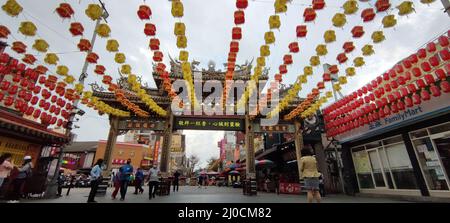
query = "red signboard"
(279, 183, 301, 194)
(153, 140, 160, 166)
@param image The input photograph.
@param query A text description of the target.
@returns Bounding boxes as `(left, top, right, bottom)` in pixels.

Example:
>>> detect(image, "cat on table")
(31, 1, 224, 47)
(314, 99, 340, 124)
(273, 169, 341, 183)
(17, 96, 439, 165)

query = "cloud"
(184, 130, 223, 169)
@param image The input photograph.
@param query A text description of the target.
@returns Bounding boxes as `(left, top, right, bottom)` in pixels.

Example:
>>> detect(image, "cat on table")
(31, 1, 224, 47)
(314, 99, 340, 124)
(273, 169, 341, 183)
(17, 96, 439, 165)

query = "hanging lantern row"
(127, 74, 167, 116)
(115, 89, 149, 118)
(81, 91, 130, 117)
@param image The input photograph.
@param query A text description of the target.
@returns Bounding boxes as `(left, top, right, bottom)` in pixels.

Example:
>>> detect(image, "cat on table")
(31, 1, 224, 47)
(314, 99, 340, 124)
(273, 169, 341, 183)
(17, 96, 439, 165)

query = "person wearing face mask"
(0, 153, 14, 189)
(118, 159, 133, 201)
(7, 156, 33, 203)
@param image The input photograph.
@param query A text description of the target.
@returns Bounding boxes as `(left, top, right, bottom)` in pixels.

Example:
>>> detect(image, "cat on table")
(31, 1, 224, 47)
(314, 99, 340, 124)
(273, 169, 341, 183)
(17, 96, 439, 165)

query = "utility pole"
(323, 63, 346, 194)
(441, 0, 450, 17)
(45, 1, 109, 199)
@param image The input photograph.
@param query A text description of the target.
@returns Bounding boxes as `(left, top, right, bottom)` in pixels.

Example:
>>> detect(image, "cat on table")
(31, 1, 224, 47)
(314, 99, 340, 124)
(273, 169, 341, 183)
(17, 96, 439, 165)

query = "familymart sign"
(337, 93, 450, 143)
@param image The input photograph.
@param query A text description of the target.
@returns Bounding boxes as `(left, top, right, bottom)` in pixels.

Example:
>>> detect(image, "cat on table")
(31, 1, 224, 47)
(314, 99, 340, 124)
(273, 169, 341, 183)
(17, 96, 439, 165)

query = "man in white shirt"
(147, 165, 159, 199)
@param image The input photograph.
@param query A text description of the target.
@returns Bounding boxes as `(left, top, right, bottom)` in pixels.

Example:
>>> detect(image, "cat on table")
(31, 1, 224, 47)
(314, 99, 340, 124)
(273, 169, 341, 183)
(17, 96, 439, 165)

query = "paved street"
(23, 186, 409, 203)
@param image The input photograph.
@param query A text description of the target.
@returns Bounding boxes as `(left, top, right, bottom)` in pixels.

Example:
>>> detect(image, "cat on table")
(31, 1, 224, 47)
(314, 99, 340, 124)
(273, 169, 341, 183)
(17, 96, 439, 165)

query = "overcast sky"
(1, 0, 449, 167)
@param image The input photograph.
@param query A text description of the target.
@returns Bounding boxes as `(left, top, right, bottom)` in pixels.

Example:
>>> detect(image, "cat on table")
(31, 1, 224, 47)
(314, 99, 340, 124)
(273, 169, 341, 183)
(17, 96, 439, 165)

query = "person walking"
(273, 173, 280, 195)
(197, 174, 203, 188)
(8, 156, 33, 203)
(111, 171, 121, 200)
(66, 174, 76, 196)
(0, 153, 14, 189)
(300, 149, 322, 203)
(87, 159, 103, 203)
(119, 159, 133, 201)
(147, 165, 159, 199)
(134, 168, 144, 194)
(56, 170, 65, 197)
(173, 170, 180, 192)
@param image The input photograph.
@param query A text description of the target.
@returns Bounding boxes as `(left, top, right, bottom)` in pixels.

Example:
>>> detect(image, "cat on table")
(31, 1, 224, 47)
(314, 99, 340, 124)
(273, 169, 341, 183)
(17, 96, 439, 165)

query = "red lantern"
(0, 80, 11, 91)
(94, 65, 106, 75)
(435, 69, 447, 80)
(361, 8, 376, 22)
(421, 89, 431, 101)
(440, 49, 450, 61)
(323, 73, 331, 82)
(102, 75, 112, 85)
(156, 63, 166, 73)
(426, 42, 436, 53)
(438, 35, 449, 47)
(317, 82, 325, 89)
(417, 48, 427, 59)
(56, 3, 74, 19)
(412, 67, 422, 77)
(424, 74, 435, 85)
(343, 42, 355, 53)
(337, 53, 348, 64)
(12, 41, 27, 54)
(421, 62, 432, 72)
(441, 81, 450, 93)
(0, 25, 11, 38)
(279, 65, 287, 74)
(289, 42, 299, 53)
(312, 0, 325, 10)
(417, 79, 426, 89)
(375, 0, 391, 12)
(230, 41, 239, 53)
(236, 0, 248, 9)
(137, 5, 152, 20)
(78, 39, 92, 52)
(22, 54, 37, 65)
(153, 51, 163, 62)
(149, 38, 160, 51)
(405, 96, 413, 107)
(329, 65, 339, 74)
(144, 23, 156, 36)
(8, 85, 18, 95)
(391, 80, 399, 89)
(232, 27, 242, 40)
(409, 54, 419, 64)
(228, 52, 236, 63)
(351, 26, 364, 38)
(234, 11, 245, 25)
(296, 25, 307, 38)
(275, 74, 282, 82)
(34, 65, 48, 75)
(430, 84, 441, 97)
(283, 54, 293, 65)
(33, 109, 41, 119)
(303, 8, 316, 22)
(33, 86, 41, 95)
(69, 22, 84, 36)
(86, 52, 99, 64)
(227, 63, 235, 72)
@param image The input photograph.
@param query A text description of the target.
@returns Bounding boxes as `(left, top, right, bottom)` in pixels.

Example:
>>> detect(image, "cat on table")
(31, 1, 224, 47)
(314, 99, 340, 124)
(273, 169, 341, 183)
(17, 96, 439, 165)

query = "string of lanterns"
(127, 74, 167, 117)
(81, 91, 130, 117)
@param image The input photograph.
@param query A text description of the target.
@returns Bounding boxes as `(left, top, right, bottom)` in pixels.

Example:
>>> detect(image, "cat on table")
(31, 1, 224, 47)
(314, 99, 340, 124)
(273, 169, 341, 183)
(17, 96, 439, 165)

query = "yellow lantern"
(264, 31, 275, 44)
(326, 91, 333, 98)
(324, 30, 336, 43)
(45, 53, 59, 65)
(269, 15, 281, 29)
(85, 4, 103, 21)
(346, 67, 356, 77)
(333, 83, 342, 91)
(310, 56, 320, 67)
(338, 76, 348, 85)
(304, 66, 313, 76)
(274, 0, 288, 13)
(260, 45, 270, 57)
(316, 44, 328, 56)
(18, 21, 37, 37)
(64, 75, 75, 84)
(343, 0, 358, 15)
(121, 64, 132, 74)
(372, 31, 385, 43)
(332, 13, 347, 28)
(96, 23, 110, 38)
(32, 39, 49, 53)
(298, 75, 307, 84)
(174, 22, 186, 36)
(177, 35, 187, 48)
(75, 83, 84, 94)
(172, 0, 184, 18)
(397, 1, 415, 16)
(382, 15, 397, 28)
(114, 53, 126, 64)
(2, 0, 22, 17)
(181, 62, 191, 75)
(362, 44, 375, 56)
(179, 50, 189, 62)
(257, 57, 265, 67)
(354, 57, 365, 67)
(106, 39, 119, 52)
(56, 65, 69, 76)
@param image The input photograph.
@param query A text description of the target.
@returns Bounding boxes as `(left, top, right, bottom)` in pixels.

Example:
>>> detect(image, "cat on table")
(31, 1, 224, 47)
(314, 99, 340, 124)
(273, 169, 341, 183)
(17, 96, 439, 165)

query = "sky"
(1, 0, 449, 167)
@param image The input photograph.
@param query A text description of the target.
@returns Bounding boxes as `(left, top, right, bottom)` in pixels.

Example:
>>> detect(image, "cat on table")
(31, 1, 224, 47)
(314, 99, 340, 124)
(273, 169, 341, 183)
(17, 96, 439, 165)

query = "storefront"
(324, 33, 450, 199)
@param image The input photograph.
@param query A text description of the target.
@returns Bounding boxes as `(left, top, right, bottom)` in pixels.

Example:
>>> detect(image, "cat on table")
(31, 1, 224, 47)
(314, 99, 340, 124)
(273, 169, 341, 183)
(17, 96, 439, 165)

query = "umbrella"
(229, 170, 240, 175)
(255, 159, 275, 168)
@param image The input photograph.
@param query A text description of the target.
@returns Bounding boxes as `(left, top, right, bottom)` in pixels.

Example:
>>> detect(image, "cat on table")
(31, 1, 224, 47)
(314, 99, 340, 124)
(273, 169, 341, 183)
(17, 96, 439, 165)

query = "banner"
(279, 183, 301, 194)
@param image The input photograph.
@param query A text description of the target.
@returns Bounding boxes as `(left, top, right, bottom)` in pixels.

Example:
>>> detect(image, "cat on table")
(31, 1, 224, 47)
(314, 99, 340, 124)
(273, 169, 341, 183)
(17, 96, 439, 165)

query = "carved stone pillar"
(159, 113, 174, 177)
(294, 120, 304, 181)
(104, 115, 119, 173)
(245, 115, 255, 178)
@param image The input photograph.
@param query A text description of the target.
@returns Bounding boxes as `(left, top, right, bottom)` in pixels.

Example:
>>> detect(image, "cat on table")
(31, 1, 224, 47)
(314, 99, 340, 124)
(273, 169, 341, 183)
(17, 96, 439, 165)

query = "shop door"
(367, 149, 387, 188)
(431, 133, 450, 190)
